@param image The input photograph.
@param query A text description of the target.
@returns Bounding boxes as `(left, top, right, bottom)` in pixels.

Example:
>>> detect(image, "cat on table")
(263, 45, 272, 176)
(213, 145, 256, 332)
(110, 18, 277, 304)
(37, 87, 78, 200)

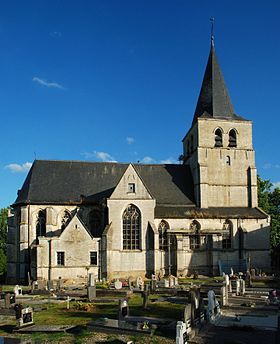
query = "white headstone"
(164, 279, 169, 288)
(236, 279, 241, 296)
(114, 279, 122, 290)
(176, 321, 187, 344)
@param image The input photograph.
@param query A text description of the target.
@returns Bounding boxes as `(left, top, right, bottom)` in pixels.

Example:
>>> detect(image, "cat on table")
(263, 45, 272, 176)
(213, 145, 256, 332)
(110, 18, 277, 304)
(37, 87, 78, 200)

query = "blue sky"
(1, 0, 280, 208)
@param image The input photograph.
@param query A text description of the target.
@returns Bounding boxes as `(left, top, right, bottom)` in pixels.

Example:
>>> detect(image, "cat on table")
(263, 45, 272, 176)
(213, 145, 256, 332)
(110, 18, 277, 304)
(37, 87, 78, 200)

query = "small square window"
(90, 251, 98, 265)
(128, 183, 135, 193)
(57, 252, 65, 266)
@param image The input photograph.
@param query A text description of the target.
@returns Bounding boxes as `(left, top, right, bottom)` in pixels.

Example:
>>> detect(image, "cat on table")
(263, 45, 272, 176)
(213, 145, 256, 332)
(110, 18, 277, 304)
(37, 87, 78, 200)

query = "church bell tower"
(182, 37, 258, 209)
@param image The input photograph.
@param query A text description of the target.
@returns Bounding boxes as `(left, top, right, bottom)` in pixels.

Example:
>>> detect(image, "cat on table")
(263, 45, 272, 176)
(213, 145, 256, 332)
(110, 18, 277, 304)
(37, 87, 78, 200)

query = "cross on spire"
(210, 17, 215, 47)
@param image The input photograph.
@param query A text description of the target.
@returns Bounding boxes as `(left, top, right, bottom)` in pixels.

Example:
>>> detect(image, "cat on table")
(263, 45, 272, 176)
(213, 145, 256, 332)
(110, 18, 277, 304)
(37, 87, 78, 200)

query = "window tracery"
(36, 210, 46, 238)
(222, 220, 232, 249)
(189, 220, 201, 249)
(123, 204, 141, 250)
(158, 220, 169, 251)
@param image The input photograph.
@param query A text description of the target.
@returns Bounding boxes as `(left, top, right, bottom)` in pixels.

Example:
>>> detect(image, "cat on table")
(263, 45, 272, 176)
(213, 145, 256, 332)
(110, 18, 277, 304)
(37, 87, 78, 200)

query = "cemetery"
(0, 271, 277, 343)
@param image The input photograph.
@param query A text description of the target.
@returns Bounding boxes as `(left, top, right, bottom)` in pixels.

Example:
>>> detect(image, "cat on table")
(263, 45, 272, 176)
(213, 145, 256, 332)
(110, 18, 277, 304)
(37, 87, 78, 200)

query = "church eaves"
(192, 42, 245, 125)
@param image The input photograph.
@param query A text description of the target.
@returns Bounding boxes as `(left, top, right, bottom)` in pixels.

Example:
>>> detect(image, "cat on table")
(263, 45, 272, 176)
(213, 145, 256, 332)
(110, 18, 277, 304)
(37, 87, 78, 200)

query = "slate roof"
(14, 160, 195, 206)
(155, 206, 267, 219)
(192, 44, 247, 126)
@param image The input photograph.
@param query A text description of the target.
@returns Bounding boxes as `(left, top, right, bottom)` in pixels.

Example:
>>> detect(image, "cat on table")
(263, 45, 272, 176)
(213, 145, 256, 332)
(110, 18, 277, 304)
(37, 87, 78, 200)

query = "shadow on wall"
(180, 224, 270, 277)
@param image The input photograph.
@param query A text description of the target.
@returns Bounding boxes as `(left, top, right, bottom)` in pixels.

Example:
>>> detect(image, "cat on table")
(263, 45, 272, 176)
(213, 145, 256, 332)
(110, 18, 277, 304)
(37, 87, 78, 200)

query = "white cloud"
(160, 158, 178, 164)
(81, 151, 117, 162)
(141, 156, 155, 164)
(273, 182, 280, 189)
(5, 162, 32, 173)
(32, 76, 64, 89)
(126, 137, 135, 145)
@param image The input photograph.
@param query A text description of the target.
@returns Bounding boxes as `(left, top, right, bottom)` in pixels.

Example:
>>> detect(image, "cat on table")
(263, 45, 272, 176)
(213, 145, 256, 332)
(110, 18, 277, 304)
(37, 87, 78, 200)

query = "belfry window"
(61, 210, 72, 231)
(214, 128, 223, 147)
(158, 220, 169, 251)
(189, 220, 201, 249)
(222, 220, 232, 249)
(88, 209, 102, 237)
(123, 204, 141, 250)
(228, 129, 237, 147)
(36, 210, 46, 237)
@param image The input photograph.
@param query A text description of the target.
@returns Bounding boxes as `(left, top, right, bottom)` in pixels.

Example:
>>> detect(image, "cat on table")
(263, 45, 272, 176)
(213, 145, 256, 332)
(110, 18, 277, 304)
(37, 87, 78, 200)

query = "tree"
(257, 176, 280, 248)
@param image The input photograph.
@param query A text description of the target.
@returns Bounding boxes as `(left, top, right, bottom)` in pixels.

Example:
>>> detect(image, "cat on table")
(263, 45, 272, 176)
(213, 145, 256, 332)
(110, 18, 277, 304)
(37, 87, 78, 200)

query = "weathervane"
(210, 17, 215, 47)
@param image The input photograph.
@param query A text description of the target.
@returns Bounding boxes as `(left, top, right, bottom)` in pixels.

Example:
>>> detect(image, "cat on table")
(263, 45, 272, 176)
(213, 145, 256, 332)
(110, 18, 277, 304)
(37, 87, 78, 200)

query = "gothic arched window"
(228, 129, 237, 147)
(123, 204, 141, 250)
(214, 128, 223, 147)
(36, 210, 46, 238)
(222, 220, 232, 249)
(61, 210, 72, 231)
(158, 220, 169, 251)
(189, 220, 201, 249)
(88, 209, 102, 237)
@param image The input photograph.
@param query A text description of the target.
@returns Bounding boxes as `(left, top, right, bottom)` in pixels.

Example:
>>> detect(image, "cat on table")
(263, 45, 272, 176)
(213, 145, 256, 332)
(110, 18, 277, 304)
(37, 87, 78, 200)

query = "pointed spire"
(192, 24, 243, 126)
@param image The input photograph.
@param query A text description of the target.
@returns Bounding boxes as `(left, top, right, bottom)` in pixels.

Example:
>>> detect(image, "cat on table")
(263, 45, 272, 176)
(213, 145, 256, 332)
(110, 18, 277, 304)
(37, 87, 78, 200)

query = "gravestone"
(14, 285, 22, 297)
(176, 321, 188, 344)
(118, 298, 129, 322)
(4, 293, 11, 309)
(114, 279, 123, 290)
(245, 270, 252, 288)
(240, 278, 246, 296)
(220, 283, 228, 307)
(16, 306, 34, 328)
(228, 279, 232, 293)
(207, 290, 220, 323)
(224, 274, 229, 290)
(57, 277, 64, 290)
(169, 276, 174, 287)
(87, 286, 96, 301)
(128, 277, 134, 290)
(251, 268, 256, 278)
(189, 286, 204, 328)
(164, 279, 169, 288)
(47, 280, 54, 291)
(88, 273, 96, 287)
(136, 276, 144, 291)
(236, 278, 241, 296)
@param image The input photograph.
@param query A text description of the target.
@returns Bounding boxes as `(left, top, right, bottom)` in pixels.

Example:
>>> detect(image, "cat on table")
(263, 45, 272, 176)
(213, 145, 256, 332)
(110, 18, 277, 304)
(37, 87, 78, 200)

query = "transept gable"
(110, 164, 153, 200)
(59, 213, 93, 242)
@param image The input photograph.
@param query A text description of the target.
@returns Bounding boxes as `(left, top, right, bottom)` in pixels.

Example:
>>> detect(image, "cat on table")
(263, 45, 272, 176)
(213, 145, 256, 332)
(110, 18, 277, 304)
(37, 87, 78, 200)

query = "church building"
(7, 39, 270, 284)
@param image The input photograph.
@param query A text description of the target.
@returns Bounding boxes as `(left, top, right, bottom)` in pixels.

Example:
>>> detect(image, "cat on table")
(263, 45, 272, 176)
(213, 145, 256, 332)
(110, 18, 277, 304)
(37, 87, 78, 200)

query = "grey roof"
(14, 160, 195, 206)
(155, 206, 267, 219)
(192, 44, 246, 126)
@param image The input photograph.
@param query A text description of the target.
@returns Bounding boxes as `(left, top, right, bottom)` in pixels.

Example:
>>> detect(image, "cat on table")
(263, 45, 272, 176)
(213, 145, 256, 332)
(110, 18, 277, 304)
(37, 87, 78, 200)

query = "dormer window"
(228, 129, 237, 147)
(214, 128, 223, 147)
(128, 183, 135, 193)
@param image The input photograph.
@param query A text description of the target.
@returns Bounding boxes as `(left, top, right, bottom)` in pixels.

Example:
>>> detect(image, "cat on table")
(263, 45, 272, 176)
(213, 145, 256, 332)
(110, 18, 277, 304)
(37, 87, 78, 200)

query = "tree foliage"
(257, 176, 280, 248)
